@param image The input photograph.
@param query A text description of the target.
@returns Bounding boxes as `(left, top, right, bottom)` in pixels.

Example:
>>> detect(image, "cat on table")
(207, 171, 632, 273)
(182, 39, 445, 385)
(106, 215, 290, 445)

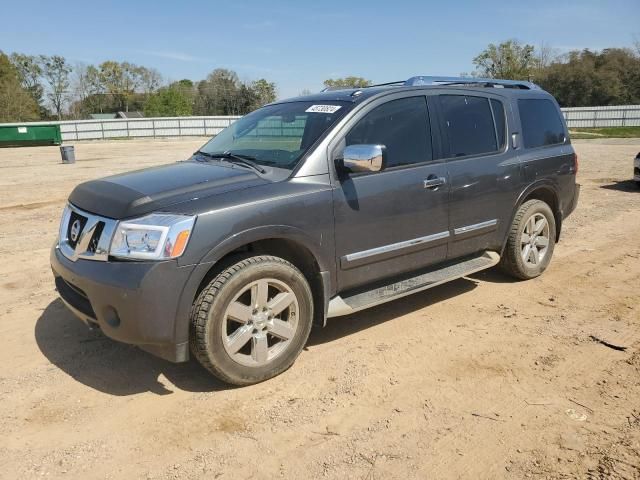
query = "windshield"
(198, 101, 349, 170)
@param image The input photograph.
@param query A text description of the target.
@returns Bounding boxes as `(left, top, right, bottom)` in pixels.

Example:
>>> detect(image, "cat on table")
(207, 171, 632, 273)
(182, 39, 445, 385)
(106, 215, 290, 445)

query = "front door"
(331, 95, 450, 292)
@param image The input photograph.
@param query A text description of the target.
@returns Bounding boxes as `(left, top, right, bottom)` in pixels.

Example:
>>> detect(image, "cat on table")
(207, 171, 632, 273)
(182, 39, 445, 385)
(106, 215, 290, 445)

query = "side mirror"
(341, 144, 386, 173)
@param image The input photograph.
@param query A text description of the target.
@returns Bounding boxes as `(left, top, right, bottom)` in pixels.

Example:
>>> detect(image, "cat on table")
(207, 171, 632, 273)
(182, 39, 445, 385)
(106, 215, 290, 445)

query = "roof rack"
(318, 76, 540, 93)
(404, 76, 540, 90)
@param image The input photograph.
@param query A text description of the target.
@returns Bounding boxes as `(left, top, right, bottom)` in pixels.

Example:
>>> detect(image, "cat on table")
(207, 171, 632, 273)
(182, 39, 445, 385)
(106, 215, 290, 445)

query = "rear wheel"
(190, 256, 313, 385)
(500, 199, 556, 280)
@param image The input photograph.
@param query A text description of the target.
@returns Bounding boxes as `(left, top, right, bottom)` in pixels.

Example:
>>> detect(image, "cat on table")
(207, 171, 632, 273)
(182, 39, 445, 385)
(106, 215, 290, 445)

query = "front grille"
(88, 222, 105, 252)
(55, 276, 96, 319)
(58, 204, 117, 262)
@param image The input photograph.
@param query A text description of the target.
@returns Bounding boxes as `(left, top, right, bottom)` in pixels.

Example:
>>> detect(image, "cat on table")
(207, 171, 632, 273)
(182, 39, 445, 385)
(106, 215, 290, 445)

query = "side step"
(327, 251, 500, 318)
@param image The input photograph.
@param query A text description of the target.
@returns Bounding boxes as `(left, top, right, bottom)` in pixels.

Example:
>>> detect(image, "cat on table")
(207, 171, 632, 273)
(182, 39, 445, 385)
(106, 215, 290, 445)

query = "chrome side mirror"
(341, 144, 386, 173)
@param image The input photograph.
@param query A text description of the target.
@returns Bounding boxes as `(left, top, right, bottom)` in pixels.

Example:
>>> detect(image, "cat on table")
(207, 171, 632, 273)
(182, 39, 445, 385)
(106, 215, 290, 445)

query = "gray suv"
(51, 76, 580, 385)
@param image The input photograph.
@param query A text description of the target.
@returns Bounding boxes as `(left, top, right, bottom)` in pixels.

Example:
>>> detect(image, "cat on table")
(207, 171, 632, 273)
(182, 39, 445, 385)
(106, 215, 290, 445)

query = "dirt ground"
(0, 138, 639, 480)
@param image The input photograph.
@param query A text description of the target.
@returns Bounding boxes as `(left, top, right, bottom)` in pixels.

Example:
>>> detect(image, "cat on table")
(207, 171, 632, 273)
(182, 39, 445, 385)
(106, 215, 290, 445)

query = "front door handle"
(423, 176, 446, 189)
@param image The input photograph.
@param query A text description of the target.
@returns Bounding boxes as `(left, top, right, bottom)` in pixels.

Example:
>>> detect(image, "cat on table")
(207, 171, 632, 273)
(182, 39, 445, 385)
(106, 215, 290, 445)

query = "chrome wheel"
(221, 278, 299, 367)
(521, 212, 550, 267)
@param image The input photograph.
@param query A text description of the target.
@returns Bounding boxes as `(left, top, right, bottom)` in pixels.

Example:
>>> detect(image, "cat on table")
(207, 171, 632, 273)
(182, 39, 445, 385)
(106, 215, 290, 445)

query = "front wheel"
(500, 199, 556, 280)
(190, 256, 313, 385)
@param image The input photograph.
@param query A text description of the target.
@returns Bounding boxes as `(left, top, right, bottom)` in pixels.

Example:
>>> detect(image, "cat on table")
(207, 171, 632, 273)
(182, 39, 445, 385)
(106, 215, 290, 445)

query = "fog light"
(103, 307, 121, 328)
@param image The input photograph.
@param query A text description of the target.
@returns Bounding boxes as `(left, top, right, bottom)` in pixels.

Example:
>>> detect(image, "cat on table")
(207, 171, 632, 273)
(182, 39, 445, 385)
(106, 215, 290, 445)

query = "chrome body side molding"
(453, 219, 498, 237)
(340, 231, 450, 269)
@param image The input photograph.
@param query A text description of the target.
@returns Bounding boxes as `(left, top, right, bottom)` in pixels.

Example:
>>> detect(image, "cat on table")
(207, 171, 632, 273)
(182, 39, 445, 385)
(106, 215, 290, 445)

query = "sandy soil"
(0, 138, 639, 480)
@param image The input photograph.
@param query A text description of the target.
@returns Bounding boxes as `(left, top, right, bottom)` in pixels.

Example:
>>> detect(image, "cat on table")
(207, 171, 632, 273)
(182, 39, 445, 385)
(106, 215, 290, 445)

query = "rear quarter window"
(518, 98, 566, 149)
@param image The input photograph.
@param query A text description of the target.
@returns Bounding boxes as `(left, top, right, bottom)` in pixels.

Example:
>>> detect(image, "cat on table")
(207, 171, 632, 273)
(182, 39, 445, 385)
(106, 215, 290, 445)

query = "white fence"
(0, 116, 242, 141)
(59, 116, 242, 141)
(561, 105, 640, 128)
(1, 105, 639, 141)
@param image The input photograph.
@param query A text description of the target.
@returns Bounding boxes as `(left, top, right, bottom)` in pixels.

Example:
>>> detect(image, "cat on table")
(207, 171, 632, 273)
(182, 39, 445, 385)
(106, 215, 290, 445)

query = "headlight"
(58, 205, 72, 243)
(109, 214, 196, 260)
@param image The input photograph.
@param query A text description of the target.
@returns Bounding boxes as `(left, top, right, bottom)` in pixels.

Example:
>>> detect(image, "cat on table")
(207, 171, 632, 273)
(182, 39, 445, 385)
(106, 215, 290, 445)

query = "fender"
(171, 225, 335, 346)
(500, 179, 562, 255)
(196, 224, 334, 273)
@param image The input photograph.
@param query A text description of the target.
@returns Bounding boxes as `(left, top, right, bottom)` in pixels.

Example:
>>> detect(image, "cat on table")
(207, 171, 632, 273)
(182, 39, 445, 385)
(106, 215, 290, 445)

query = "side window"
(345, 96, 432, 167)
(491, 99, 506, 149)
(518, 99, 565, 149)
(440, 95, 497, 157)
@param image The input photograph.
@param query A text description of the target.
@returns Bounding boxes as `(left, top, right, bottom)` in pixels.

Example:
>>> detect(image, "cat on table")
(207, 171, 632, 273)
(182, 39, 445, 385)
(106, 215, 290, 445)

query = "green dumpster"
(0, 124, 62, 147)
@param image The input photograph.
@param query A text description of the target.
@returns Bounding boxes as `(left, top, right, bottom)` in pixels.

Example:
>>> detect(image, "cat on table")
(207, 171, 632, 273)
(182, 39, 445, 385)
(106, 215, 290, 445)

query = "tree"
(472, 40, 536, 79)
(9, 53, 45, 115)
(95, 61, 160, 112)
(194, 68, 242, 115)
(537, 48, 640, 107)
(532, 42, 559, 75)
(0, 52, 40, 122)
(323, 76, 371, 88)
(41, 55, 71, 119)
(192, 69, 279, 115)
(143, 85, 192, 117)
(251, 78, 276, 107)
(139, 67, 162, 94)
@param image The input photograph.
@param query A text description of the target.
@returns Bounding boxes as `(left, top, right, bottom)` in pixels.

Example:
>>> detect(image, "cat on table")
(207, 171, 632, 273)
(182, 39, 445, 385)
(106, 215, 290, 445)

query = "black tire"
(190, 255, 313, 386)
(499, 199, 556, 280)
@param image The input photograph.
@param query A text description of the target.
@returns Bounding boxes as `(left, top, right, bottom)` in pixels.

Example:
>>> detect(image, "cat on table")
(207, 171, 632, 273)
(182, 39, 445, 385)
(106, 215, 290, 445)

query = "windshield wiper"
(194, 150, 266, 174)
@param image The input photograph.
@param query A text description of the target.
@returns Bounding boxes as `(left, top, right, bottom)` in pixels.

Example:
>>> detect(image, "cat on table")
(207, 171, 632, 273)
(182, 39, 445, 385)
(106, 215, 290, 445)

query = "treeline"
(3, 42, 640, 123)
(321, 42, 640, 108)
(0, 51, 277, 122)
(470, 40, 640, 107)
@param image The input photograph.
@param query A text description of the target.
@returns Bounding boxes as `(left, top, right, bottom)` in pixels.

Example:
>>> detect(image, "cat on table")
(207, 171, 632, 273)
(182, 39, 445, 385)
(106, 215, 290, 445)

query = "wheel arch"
(179, 226, 333, 345)
(501, 182, 562, 255)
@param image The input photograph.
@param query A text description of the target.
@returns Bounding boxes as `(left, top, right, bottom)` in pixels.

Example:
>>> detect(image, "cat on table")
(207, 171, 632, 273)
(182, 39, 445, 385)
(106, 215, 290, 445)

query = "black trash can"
(60, 145, 75, 164)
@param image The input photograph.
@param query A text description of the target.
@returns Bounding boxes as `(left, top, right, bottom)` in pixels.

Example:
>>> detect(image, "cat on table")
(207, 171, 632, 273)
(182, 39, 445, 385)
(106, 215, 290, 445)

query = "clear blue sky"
(1, 0, 638, 99)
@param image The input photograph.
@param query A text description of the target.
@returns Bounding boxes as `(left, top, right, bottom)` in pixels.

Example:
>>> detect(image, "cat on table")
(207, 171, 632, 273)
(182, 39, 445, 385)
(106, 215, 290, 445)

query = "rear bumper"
(564, 183, 580, 219)
(51, 245, 196, 362)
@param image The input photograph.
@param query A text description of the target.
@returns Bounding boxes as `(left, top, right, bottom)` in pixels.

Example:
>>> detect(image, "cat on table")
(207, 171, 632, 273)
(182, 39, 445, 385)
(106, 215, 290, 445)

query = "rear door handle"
(423, 177, 446, 189)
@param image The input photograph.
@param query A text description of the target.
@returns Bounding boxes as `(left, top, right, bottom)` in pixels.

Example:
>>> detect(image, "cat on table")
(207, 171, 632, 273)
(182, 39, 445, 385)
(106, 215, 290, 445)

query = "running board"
(327, 251, 500, 318)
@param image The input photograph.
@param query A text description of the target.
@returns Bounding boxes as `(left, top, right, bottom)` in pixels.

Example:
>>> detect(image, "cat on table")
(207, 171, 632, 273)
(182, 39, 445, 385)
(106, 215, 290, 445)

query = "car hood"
(68, 161, 268, 219)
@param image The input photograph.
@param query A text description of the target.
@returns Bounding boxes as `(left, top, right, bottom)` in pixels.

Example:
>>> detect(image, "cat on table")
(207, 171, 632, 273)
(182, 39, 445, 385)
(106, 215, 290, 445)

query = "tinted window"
(440, 95, 497, 157)
(518, 99, 565, 148)
(491, 99, 506, 149)
(346, 97, 432, 167)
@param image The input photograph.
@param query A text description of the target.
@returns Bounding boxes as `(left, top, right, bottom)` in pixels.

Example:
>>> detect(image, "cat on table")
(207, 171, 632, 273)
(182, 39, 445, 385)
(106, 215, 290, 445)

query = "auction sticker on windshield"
(305, 105, 342, 113)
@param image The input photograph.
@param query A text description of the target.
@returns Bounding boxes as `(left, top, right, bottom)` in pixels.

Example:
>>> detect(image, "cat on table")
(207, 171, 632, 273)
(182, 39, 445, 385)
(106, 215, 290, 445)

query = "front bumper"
(51, 245, 197, 362)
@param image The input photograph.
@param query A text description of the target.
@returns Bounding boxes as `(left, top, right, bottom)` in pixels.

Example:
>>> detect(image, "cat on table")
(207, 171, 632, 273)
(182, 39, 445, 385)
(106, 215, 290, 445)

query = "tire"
(190, 255, 313, 386)
(499, 199, 556, 280)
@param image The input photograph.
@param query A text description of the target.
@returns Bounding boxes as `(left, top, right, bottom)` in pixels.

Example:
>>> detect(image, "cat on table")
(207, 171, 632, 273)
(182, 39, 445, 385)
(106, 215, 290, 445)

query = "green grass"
(570, 126, 640, 139)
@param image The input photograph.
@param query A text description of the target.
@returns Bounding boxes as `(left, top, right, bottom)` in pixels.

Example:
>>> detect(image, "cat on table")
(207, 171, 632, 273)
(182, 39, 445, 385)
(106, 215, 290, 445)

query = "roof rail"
(404, 76, 540, 90)
(321, 80, 405, 92)
(318, 76, 540, 93)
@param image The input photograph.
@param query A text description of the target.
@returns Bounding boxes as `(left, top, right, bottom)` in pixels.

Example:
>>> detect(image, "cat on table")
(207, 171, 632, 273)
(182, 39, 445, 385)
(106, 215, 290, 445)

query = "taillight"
(573, 153, 579, 174)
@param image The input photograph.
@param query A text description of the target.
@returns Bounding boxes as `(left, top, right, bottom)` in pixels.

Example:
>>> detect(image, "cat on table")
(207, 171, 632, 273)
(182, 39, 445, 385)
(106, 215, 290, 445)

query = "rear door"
(331, 93, 450, 292)
(437, 93, 520, 258)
